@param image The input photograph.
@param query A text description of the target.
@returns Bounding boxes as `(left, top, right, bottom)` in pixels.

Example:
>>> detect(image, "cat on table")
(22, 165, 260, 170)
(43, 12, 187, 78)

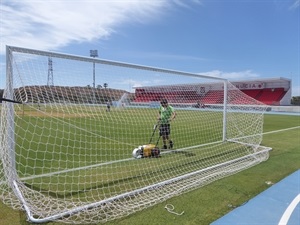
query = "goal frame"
(1, 45, 271, 223)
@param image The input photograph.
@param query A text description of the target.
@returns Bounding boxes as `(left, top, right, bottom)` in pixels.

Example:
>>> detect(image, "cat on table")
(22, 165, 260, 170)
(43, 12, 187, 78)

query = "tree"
(103, 83, 108, 89)
(291, 96, 300, 105)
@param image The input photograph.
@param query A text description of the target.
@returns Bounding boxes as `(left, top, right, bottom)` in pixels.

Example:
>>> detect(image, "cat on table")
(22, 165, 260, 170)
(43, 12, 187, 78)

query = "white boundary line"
(263, 126, 300, 135)
(278, 193, 300, 225)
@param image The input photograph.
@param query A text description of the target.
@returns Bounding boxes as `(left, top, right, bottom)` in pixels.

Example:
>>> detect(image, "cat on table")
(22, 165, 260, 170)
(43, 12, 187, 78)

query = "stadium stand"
(133, 77, 291, 106)
(200, 90, 223, 104)
(256, 88, 286, 105)
(241, 89, 262, 99)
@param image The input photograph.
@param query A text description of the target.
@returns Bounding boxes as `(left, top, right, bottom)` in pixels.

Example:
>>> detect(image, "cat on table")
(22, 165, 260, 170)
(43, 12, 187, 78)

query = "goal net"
(0, 46, 272, 224)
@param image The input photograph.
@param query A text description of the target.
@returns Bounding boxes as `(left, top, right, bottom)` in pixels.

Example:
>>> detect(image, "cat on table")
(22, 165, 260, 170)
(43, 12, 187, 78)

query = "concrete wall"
(270, 105, 300, 113)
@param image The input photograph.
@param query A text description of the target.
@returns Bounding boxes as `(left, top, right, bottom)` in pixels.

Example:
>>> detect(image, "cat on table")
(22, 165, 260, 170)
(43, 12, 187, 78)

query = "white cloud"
(172, 0, 202, 8)
(289, 0, 300, 10)
(0, 0, 172, 54)
(117, 78, 165, 92)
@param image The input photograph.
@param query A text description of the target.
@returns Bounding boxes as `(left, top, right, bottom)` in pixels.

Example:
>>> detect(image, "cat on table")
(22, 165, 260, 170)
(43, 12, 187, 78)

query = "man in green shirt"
(157, 99, 176, 149)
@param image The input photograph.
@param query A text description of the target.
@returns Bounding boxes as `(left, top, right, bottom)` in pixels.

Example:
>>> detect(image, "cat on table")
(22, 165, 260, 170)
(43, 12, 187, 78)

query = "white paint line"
(278, 193, 300, 225)
(263, 126, 300, 135)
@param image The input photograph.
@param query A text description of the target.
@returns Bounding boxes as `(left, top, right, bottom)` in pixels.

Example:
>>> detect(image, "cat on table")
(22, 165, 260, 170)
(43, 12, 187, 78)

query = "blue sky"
(0, 0, 299, 96)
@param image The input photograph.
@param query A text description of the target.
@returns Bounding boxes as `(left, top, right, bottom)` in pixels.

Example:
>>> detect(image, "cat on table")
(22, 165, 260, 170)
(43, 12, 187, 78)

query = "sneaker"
(163, 145, 168, 149)
(169, 140, 173, 149)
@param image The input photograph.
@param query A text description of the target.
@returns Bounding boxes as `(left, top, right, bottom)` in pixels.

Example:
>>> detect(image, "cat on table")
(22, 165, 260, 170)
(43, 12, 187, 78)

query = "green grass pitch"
(0, 108, 299, 225)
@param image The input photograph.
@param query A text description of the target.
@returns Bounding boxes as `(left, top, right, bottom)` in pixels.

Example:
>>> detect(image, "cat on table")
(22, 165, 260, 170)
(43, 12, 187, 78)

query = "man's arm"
(170, 109, 176, 122)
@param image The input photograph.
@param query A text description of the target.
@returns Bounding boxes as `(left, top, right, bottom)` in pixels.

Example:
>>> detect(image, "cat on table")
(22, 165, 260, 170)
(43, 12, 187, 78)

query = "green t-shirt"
(159, 105, 174, 124)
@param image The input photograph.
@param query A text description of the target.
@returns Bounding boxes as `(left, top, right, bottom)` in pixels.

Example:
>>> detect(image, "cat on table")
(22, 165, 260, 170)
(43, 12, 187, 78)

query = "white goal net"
(0, 46, 272, 224)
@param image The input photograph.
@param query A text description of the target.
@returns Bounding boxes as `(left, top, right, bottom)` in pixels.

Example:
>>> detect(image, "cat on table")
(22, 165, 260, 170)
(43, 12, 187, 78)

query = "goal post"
(0, 45, 272, 224)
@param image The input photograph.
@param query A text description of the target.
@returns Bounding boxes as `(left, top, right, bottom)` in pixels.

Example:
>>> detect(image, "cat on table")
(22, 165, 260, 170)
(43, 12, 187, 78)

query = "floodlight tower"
(47, 57, 54, 86)
(90, 50, 98, 103)
(90, 50, 98, 88)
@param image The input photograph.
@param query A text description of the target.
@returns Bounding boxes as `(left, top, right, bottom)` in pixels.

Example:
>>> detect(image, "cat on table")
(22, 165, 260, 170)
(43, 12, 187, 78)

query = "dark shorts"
(159, 124, 170, 136)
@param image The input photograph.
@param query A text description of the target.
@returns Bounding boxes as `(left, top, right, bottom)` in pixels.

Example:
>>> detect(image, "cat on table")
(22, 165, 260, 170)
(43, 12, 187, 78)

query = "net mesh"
(0, 46, 271, 224)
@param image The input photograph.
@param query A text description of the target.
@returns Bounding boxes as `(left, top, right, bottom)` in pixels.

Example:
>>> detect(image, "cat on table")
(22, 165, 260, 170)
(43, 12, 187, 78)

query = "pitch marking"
(263, 126, 300, 135)
(278, 193, 300, 225)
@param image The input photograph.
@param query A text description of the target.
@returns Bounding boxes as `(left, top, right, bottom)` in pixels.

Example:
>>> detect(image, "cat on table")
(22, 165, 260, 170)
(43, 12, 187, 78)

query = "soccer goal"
(0, 46, 272, 224)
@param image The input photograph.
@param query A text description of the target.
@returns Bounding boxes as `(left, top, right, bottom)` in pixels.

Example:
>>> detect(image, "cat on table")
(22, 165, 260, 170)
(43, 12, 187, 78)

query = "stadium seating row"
(134, 88, 286, 105)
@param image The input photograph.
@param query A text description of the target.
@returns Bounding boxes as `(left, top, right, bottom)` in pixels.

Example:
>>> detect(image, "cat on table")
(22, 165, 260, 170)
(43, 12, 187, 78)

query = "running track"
(211, 169, 300, 225)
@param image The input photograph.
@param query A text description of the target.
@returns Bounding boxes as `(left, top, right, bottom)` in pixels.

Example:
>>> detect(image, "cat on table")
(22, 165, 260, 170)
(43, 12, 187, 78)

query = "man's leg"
(169, 139, 173, 149)
(162, 136, 168, 149)
(166, 125, 173, 149)
(160, 125, 168, 149)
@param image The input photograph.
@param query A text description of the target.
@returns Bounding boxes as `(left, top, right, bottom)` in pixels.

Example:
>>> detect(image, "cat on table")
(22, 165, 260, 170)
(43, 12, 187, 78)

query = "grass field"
(0, 112, 299, 225)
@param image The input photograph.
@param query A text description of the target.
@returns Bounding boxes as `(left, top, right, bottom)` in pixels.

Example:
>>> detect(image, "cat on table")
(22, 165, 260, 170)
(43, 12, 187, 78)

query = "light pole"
(90, 50, 98, 103)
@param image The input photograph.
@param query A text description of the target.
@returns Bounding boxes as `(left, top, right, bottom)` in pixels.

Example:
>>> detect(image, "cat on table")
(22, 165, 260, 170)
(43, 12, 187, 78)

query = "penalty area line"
(263, 126, 300, 136)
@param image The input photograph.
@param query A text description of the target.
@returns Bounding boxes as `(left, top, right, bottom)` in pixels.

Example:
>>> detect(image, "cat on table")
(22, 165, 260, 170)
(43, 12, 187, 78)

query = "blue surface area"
(211, 170, 300, 225)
